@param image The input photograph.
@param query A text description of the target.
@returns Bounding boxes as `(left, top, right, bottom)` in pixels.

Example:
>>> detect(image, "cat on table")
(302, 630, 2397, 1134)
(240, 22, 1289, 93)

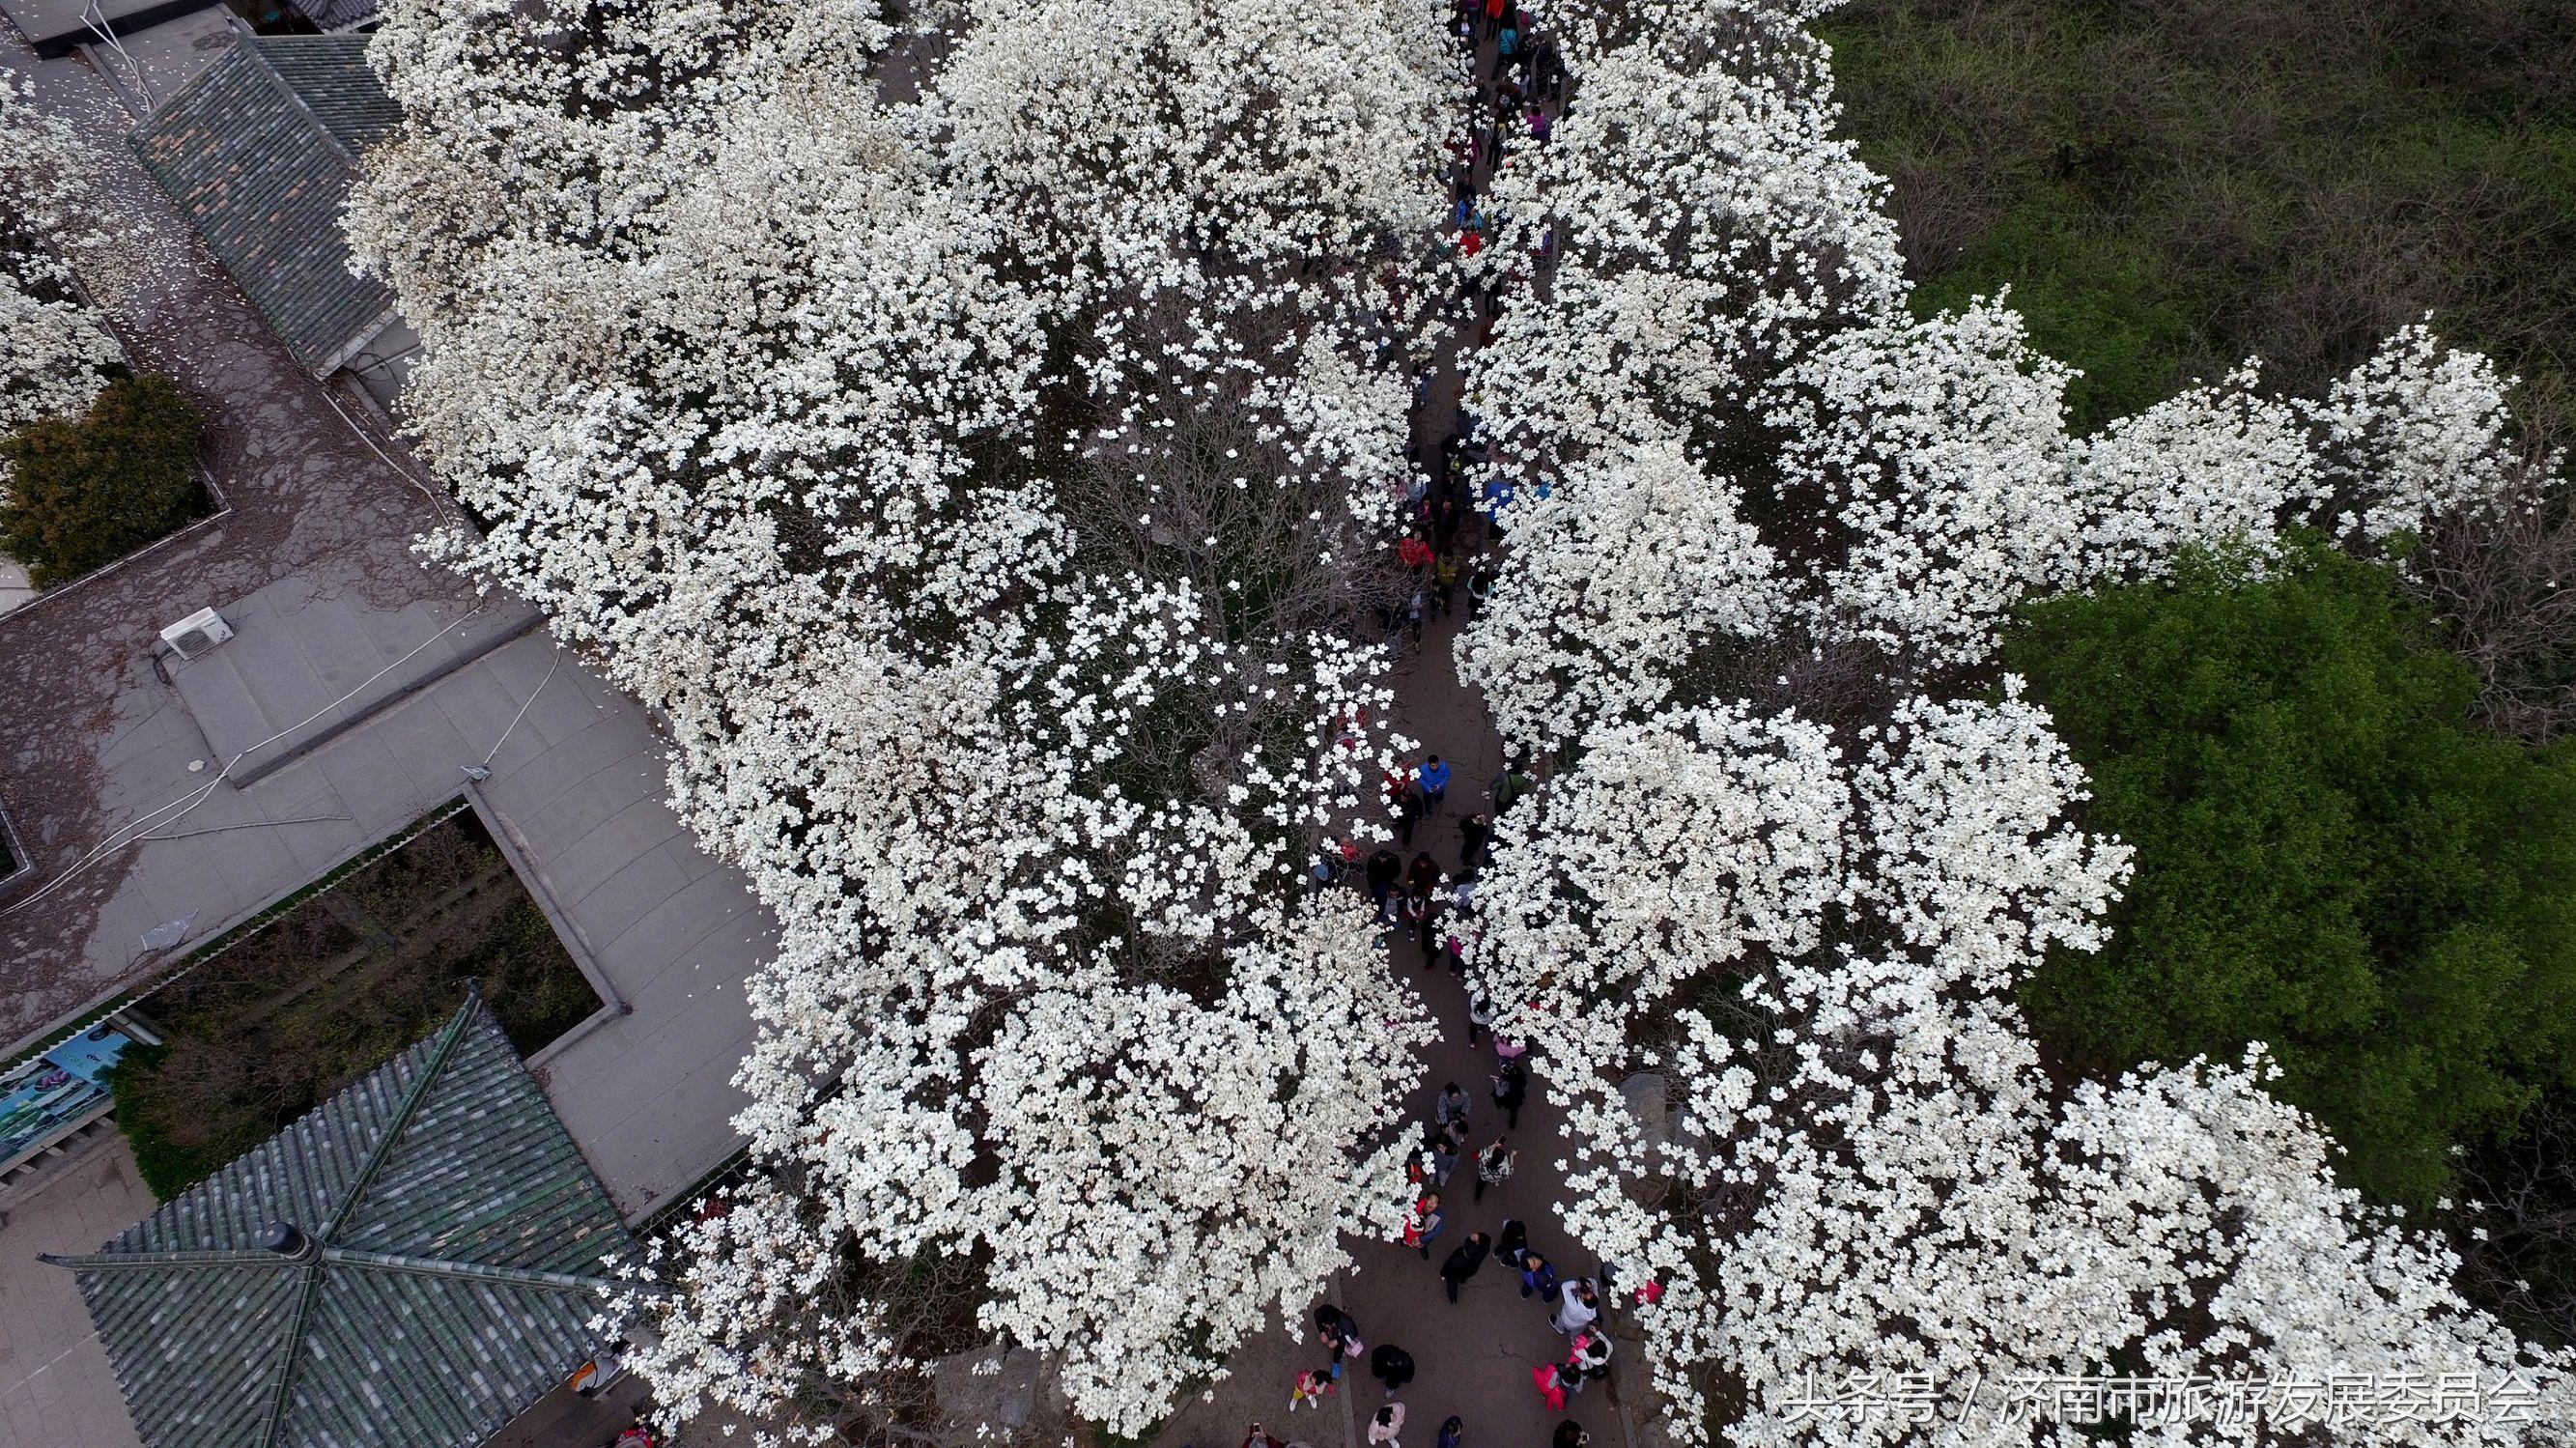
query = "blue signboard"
(0, 1025, 132, 1164)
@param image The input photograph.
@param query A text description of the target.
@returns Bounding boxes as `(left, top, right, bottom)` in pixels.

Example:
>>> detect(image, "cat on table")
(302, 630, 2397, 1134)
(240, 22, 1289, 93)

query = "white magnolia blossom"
(1466, 0, 2530, 678)
(2065, 363, 2317, 579)
(2307, 322, 2521, 543)
(0, 269, 118, 440)
(1844, 688, 2130, 997)
(1455, 438, 1788, 752)
(1473, 702, 1849, 1068)
(1764, 299, 2082, 665)
(354, 0, 1450, 1434)
(1473, 689, 2568, 1446)
(1455, 7, 2568, 1444)
(0, 71, 123, 446)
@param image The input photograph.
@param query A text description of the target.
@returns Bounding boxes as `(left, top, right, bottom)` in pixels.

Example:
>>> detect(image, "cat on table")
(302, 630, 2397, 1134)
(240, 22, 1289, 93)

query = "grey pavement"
(0, 1135, 152, 1448)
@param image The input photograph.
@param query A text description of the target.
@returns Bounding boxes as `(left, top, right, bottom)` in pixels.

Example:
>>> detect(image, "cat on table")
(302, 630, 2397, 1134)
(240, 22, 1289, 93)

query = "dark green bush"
(2007, 542, 2576, 1207)
(0, 373, 207, 587)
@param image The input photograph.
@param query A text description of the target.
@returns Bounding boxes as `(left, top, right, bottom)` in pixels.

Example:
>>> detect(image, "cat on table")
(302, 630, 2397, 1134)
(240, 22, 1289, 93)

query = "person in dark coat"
(1366, 847, 1404, 919)
(1405, 851, 1443, 896)
(1553, 1423, 1590, 1448)
(1440, 1231, 1492, 1303)
(1395, 783, 1426, 846)
(1371, 1342, 1417, 1397)
(1491, 1059, 1529, 1129)
(1458, 813, 1490, 874)
(1495, 1216, 1530, 1269)
(1316, 1304, 1361, 1361)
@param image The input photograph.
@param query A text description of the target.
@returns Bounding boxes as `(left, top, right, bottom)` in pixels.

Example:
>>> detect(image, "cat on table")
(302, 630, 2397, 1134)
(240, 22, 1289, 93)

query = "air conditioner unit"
(158, 608, 234, 661)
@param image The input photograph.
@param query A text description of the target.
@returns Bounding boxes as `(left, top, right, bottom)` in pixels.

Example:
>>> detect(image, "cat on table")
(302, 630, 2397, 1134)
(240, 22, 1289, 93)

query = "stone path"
(1152, 21, 1632, 1448)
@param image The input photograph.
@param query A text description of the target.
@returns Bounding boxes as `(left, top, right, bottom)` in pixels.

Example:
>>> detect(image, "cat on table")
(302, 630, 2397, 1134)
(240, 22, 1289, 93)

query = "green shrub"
(2006, 541, 2576, 1207)
(108, 1043, 254, 1203)
(0, 372, 207, 587)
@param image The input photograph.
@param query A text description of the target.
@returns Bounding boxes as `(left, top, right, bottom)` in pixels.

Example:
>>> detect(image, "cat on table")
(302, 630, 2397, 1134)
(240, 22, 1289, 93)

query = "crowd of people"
(1255, 11, 1621, 1448)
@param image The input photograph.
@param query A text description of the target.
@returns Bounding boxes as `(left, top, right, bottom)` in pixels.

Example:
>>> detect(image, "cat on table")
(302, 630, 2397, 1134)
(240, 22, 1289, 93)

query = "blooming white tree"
(1456, 440, 1788, 753)
(1453, 6, 2572, 1444)
(2307, 322, 2521, 544)
(353, 0, 2572, 1439)
(0, 71, 123, 448)
(355, 0, 1455, 1435)
(1473, 687, 2567, 1446)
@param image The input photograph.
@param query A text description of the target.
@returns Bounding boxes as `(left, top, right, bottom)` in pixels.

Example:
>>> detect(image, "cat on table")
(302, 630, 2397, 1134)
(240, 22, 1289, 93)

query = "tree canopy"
(2009, 540, 2576, 1207)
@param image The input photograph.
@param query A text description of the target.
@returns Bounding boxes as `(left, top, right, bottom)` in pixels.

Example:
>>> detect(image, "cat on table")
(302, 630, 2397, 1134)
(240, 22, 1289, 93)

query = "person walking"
(1395, 782, 1426, 847)
(1415, 754, 1452, 811)
(1467, 991, 1496, 1045)
(1370, 1345, 1416, 1399)
(1458, 812, 1490, 874)
(1292, 1368, 1336, 1411)
(1370, 1403, 1408, 1447)
(1435, 1081, 1474, 1134)
(1495, 1216, 1530, 1268)
(1437, 1416, 1464, 1448)
(1315, 1304, 1362, 1369)
(1564, 1330, 1612, 1393)
(1406, 1191, 1447, 1258)
(1366, 847, 1403, 920)
(1473, 1137, 1516, 1202)
(1491, 1058, 1529, 1130)
(1401, 883, 1434, 950)
(1429, 927, 1466, 977)
(1439, 1231, 1491, 1303)
(1552, 1278, 1599, 1335)
(1553, 1424, 1589, 1448)
(1520, 1249, 1559, 1302)
(1530, 1361, 1571, 1414)
(1405, 851, 1443, 899)
(1429, 1122, 1464, 1187)
(1491, 765, 1535, 814)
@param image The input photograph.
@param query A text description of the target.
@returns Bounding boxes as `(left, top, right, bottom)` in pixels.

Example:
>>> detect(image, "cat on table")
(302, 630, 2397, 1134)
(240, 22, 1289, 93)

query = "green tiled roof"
(47, 994, 656, 1448)
(129, 36, 403, 376)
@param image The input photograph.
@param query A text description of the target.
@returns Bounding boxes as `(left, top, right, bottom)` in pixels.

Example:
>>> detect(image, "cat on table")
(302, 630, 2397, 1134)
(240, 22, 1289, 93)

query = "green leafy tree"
(2007, 540, 2576, 1207)
(0, 372, 205, 587)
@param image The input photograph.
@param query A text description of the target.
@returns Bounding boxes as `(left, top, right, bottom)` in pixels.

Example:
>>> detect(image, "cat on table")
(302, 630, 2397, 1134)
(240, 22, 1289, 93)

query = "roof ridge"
(320, 989, 482, 1241)
(38, 1246, 286, 1272)
(244, 992, 478, 1448)
(239, 34, 363, 171)
(324, 1246, 671, 1299)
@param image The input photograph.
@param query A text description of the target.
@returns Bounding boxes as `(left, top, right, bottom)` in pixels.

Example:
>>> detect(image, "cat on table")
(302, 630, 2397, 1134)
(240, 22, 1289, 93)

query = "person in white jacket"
(1370, 1402, 1408, 1447)
(1551, 1278, 1599, 1336)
